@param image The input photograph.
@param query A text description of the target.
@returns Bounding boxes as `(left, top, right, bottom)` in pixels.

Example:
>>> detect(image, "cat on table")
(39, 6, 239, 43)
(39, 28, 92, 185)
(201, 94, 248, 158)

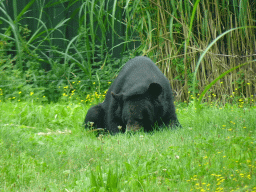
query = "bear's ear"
(111, 92, 124, 102)
(147, 83, 162, 98)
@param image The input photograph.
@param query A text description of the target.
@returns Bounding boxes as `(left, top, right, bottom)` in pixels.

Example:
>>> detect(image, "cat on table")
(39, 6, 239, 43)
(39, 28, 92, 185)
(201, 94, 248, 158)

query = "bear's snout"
(126, 123, 141, 132)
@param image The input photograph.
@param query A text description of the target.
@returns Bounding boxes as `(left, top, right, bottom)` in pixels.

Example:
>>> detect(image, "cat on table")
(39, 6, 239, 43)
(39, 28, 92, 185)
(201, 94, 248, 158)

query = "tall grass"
(127, 0, 256, 101)
(0, 0, 132, 102)
(0, 0, 255, 103)
(192, 26, 256, 108)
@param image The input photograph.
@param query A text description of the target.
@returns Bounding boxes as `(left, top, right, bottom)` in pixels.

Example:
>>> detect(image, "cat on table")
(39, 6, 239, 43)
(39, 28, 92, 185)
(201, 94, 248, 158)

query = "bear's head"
(111, 83, 163, 132)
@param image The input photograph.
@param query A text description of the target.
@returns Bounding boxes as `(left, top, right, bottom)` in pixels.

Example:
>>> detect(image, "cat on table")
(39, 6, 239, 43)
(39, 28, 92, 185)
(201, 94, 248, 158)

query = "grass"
(0, 101, 255, 191)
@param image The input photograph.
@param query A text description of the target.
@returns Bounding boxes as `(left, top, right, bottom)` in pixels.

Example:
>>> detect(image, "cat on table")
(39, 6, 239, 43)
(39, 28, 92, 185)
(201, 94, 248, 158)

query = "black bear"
(84, 56, 181, 133)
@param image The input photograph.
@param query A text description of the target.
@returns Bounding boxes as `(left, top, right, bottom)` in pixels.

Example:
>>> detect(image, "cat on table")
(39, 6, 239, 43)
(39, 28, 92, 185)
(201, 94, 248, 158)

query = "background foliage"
(0, 0, 255, 103)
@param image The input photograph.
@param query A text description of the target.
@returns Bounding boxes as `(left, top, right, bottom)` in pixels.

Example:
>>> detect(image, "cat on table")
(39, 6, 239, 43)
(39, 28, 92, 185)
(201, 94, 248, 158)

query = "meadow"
(0, 1, 256, 191)
(0, 99, 255, 191)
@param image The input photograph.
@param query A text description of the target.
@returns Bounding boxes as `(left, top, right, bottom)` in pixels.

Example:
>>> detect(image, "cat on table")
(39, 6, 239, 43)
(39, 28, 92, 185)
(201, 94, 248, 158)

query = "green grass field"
(0, 101, 255, 191)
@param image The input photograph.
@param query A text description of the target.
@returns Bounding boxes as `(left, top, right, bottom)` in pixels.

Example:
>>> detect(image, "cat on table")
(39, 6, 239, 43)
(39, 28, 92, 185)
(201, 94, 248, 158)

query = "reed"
(125, 0, 256, 101)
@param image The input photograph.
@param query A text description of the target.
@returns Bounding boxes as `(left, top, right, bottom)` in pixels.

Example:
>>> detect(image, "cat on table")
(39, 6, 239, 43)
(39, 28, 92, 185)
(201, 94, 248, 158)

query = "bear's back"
(109, 56, 170, 95)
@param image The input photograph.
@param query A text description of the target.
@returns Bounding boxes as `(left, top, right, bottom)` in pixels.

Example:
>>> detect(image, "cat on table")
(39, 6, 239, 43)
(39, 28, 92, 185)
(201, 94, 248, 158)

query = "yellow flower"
(30, 92, 34, 96)
(19, 91, 22, 94)
(93, 82, 96, 85)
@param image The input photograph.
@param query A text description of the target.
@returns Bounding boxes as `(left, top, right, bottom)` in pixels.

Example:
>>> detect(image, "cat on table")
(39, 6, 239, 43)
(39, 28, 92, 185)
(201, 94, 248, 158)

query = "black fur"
(84, 56, 181, 133)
